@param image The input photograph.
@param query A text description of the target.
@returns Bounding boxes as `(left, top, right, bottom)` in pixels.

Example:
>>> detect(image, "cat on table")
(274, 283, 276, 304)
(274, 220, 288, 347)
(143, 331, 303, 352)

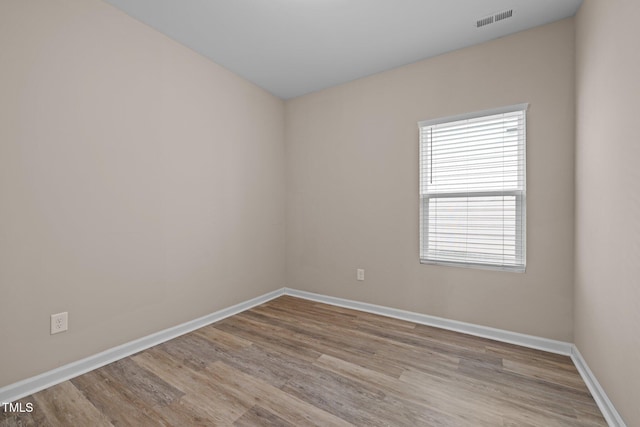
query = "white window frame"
(418, 104, 528, 272)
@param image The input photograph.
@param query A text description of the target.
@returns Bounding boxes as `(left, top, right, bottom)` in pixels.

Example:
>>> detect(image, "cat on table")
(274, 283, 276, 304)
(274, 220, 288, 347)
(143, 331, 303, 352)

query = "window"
(419, 104, 527, 272)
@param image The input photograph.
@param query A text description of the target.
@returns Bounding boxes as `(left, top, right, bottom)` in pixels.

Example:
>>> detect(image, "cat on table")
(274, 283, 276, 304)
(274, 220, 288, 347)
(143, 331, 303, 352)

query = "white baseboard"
(0, 288, 285, 404)
(1, 286, 625, 427)
(284, 288, 573, 355)
(571, 346, 627, 427)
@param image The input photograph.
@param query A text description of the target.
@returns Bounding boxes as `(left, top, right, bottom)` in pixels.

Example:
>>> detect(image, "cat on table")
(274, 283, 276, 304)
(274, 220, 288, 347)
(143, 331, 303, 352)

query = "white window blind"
(419, 104, 527, 272)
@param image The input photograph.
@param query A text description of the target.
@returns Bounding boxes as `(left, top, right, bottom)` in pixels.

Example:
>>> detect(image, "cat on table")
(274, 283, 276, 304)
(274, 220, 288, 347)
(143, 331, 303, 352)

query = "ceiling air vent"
(477, 9, 513, 28)
(495, 9, 513, 22)
(477, 16, 494, 28)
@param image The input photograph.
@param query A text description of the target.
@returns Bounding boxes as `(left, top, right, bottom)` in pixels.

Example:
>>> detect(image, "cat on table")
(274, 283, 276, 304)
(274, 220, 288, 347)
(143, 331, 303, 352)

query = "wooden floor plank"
(132, 348, 252, 425)
(314, 353, 501, 427)
(97, 358, 184, 407)
(3, 296, 607, 426)
(71, 370, 173, 426)
(206, 361, 352, 427)
(192, 325, 253, 352)
(233, 405, 296, 427)
(31, 382, 113, 427)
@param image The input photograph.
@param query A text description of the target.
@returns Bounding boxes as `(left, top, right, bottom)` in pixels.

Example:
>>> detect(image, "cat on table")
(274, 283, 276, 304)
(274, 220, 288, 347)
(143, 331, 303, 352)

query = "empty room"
(0, 0, 638, 426)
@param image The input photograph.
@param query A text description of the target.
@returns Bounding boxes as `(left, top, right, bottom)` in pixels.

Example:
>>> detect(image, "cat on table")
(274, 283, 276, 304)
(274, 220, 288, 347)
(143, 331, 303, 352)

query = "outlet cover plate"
(51, 312, 68, 334)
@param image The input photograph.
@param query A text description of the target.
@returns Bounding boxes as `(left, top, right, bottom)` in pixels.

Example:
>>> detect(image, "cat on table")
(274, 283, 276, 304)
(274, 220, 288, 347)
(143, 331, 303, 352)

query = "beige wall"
(0, 0, 285, 387)
(285, 19, 576, 341)
(575, 1, 640, 425)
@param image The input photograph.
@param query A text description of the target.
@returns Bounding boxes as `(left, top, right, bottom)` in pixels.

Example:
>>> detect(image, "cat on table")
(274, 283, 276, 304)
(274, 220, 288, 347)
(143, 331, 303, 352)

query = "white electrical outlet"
(357, 269, 365, 281)
(51, 312, 68, 334)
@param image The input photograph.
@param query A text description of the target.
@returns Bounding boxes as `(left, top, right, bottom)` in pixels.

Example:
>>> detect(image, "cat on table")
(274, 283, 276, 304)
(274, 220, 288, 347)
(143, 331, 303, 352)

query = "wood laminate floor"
(1, 296, 607, 426)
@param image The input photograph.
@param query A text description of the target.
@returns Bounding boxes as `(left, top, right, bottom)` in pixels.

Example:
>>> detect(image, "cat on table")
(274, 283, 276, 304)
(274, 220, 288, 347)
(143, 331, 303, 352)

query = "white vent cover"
(477, 9, 513, 28)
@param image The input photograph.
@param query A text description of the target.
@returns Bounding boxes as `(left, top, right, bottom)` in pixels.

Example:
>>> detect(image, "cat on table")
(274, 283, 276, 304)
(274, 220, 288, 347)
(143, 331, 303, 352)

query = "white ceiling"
(103, 0, 583, 99)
